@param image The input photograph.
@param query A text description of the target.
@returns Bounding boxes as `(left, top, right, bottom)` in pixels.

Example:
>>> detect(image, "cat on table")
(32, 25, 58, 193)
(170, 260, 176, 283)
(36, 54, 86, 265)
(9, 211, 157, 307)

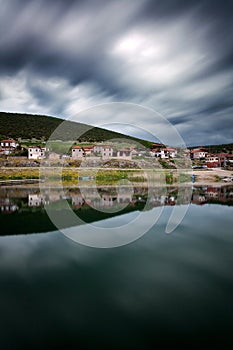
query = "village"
(0, 138, 233, 169)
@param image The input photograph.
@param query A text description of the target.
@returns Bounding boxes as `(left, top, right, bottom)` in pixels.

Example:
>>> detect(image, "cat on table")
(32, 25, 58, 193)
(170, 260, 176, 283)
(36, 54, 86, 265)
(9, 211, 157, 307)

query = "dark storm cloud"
(0, 0, 233, 145)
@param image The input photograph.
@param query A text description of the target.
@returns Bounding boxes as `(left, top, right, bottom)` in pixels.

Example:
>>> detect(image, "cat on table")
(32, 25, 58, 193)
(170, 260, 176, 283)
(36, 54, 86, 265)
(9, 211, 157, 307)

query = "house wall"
(72, 148, 84, 159)
(28, 147, 44, 159)
(101, 147, 113, 158)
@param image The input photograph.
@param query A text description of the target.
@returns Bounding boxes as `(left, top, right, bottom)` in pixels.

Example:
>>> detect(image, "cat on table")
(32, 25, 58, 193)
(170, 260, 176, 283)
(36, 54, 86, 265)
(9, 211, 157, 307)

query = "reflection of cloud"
(0, 0, 233, 145)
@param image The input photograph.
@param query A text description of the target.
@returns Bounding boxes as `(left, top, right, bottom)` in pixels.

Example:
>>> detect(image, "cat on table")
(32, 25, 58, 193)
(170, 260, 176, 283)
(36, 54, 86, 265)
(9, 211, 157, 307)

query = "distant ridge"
(189, 143, 233, 153)
(0, 112, 153, 147)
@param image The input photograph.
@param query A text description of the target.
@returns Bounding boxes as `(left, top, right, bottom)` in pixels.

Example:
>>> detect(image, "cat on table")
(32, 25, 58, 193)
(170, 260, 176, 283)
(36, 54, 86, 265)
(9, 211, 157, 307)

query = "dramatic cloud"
(0, 0, 233, 145)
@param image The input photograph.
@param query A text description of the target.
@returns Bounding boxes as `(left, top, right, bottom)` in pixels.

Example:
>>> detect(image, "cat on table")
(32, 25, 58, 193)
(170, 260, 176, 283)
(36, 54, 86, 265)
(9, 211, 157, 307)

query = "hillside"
(0, 112, 152, 147)
(189, 143, 233, 153)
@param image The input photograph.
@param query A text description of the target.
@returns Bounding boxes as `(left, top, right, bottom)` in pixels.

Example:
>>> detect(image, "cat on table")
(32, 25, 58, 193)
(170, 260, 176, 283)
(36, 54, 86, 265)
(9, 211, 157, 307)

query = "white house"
(116, 149, 132, 160)
(101, 146, 114, 159)
(93, 144, 104, 153)
(191, 149, 208, 159)
(164, 148, 177, 158)
(28, 146, 46, 160)
(0, 139, 19, 155)
(71, 146, 84, 159)
(154, 149, 169, 159)
(154, 147, 177, 159)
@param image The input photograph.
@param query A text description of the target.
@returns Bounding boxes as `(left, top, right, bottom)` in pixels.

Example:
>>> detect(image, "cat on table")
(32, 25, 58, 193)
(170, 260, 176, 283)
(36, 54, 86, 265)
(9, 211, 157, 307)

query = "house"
(82, 146, 94, 156)
(116, 149, 132, 160)
(93, 144, 114, 157)
(93, 144, 103, 153)
(48, 152, 60, 160)
(205, 154, 220, 168)
(190, 148, 208, 160)
(71, 146, 85, 159)
(28, 146, 46, 159)
(163, 147, 177, 158)
(154, 148, 169, 159)
(191, 148, 208, 160)
(101, 146, 114, 159)
(0, 139, 19, 155)
(216, 153, 233, 167)
(152, 147, 177, 159)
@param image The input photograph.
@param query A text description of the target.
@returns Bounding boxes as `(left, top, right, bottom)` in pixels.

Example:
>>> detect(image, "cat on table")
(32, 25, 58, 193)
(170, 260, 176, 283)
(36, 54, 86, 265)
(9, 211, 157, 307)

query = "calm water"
(0, 185, 233, 348)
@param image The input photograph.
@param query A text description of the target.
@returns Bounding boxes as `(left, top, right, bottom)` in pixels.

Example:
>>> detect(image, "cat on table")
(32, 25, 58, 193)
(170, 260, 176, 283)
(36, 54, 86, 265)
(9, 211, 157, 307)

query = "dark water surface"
(0, 185, 233, 348)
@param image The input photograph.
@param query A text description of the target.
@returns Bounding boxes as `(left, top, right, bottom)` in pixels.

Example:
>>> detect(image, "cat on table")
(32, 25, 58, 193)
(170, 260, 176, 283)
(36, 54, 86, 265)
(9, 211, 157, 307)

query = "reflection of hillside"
(1, 185, 233, 213)
(0, 185, 233, 235)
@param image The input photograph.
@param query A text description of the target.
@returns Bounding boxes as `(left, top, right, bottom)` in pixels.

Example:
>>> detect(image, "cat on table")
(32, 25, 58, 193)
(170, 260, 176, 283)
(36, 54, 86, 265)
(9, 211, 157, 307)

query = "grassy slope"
(0, 111, 153, 147)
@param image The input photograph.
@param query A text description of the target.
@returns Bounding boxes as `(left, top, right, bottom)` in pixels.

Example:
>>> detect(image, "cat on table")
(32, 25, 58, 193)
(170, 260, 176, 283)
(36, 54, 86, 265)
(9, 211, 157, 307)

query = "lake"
(0, 184, 233, 348)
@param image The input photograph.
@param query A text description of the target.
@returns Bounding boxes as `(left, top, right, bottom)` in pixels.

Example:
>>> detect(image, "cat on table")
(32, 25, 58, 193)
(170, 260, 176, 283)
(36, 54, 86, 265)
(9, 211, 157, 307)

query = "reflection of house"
(117, 189, 133, 203)
(0, 139, 19, 155)
(101, 194, 117, 207)
(206, 187, 219, 199)
(71, 146, 84, 159)
(28, 146, 46, 159)
(0, 198, 18, 213)
(191, 194, 207, 205)
(28, 194, 43, 206)
(72, 194, 85, 208)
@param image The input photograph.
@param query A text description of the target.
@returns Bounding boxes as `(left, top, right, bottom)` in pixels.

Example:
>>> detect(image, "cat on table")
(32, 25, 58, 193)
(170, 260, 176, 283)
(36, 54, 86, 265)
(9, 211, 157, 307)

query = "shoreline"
(0, 167, 232, 187)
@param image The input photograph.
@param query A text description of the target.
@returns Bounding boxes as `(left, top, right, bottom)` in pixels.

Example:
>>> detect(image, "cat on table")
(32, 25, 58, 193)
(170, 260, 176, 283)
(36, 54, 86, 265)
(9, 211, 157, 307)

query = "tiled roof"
(1, 139, 15, 142)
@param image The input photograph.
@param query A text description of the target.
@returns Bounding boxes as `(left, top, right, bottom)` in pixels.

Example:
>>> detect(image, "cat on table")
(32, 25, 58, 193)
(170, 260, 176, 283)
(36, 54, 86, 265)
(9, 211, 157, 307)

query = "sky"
(0, 0, 233, 146)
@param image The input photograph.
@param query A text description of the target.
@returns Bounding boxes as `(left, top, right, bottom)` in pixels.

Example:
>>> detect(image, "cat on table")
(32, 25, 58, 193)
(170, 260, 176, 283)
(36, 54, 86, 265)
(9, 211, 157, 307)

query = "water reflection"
(0, 186, 233, 346)
(0, 184, 233, 235)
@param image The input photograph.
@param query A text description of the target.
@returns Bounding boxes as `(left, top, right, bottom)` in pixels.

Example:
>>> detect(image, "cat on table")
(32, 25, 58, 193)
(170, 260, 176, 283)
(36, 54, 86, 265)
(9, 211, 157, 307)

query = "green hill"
(0, 112, 152, 147)
(189, 143, 233, 153)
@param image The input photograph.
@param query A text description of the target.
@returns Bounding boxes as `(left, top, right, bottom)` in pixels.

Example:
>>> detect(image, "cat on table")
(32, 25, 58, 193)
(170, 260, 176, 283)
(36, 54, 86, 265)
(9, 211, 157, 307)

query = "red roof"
(1, 139, 15, 142)
(191, 149, 207, 153)
(152, 143, 163, 147)
(72, 146, 82, 149)
(83, 146, 94, 151)
(163, 147, 176, 151)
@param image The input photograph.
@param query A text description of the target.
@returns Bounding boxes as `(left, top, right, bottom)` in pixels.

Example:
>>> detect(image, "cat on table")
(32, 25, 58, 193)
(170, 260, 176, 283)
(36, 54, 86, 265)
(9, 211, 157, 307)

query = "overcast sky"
(0, 0, 233, 145)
